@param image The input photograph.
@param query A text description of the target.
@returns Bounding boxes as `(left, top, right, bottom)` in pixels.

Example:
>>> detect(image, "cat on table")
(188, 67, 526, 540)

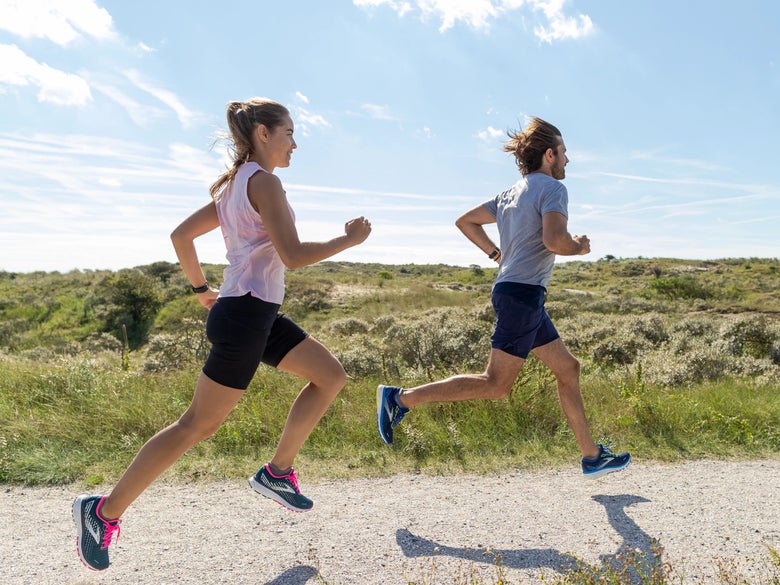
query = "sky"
(1, 0, 778, 274)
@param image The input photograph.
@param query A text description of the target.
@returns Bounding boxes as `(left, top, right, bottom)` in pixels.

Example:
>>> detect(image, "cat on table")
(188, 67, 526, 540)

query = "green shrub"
(88, 269, 163, 348)
(330, 317, 370, 336)
(0, 318, 32, 350)
(81, 332, 123, 354)
(641, 347, 725, 386)
(719, 316, 777, 359)
(592, 340, 635, 366)
(381, 309, 491, 378)
(371, 314, 396, 332)
(626, 313, 668, 345)
(283, 286, 332, 319)
(143, 317, 209, 372)
(669, 315, 717, 338)
(336, 341, 388, 378)
(646, 276, 710, 300)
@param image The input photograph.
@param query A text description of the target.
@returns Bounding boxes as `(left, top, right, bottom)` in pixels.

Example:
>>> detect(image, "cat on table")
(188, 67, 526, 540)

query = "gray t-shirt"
(483, 173, 568, 288)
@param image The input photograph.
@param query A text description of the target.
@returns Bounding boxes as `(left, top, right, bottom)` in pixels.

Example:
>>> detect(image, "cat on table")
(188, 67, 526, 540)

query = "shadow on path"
(397, 494, 660, 582)
(263, 565, 318, 585)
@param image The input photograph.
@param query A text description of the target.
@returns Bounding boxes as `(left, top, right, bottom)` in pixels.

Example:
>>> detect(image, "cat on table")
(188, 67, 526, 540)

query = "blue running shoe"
(72, 494, 121, 571)
(249, 464, 313, 512)
(377, 385, 409, 445)
(582, 444, 631, 479)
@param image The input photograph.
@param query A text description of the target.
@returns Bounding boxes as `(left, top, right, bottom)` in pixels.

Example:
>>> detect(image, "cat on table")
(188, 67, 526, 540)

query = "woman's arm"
(248, 172, 371, 269)
(170, 201, 221, 308)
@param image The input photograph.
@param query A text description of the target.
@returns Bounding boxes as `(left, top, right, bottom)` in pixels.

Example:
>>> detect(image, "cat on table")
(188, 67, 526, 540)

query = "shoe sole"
(248, 476, 313, 513)
(583, 457, 631, 480)
(72, 495, 107, 572)
(376, 385, 393, 445)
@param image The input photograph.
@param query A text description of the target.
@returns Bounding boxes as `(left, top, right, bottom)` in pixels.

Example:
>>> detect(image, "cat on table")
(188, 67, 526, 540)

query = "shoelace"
(283, 468, 301, 494)
(391, 411, 404, 427)
(100, 519, 121, 550)
(598, 444, 617, 459)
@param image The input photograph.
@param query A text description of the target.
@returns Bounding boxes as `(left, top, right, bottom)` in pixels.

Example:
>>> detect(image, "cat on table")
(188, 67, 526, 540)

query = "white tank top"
(214, 162, 293, 304)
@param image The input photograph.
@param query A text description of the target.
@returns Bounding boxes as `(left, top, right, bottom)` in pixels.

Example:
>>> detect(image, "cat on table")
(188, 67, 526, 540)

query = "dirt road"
(2, 459, 778, 584)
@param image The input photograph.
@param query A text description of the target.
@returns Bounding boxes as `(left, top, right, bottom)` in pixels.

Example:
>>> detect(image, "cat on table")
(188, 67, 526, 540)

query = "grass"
(1, 351, 778, 484)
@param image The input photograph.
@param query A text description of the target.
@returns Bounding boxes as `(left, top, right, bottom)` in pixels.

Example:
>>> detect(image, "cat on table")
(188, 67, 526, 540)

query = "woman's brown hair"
(209, 98, 290, 199)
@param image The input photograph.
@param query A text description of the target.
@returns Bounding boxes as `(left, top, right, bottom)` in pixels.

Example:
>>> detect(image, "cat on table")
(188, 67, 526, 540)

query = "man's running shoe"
(249, 464, 313, 512)
(581, 444, 631, 479)
(377, 384, 409, 445)
(72, 494, 121, 571)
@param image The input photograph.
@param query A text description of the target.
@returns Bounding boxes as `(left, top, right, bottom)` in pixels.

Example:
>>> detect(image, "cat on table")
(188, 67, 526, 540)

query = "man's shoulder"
(527, 172, 563, 186)
(528, 174, 567, 197)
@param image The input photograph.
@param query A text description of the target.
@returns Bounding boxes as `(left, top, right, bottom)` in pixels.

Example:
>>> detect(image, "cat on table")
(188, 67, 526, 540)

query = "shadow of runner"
(591, 494, 661, 582)
(396, 528, 581, 573)
(263, 565, 318, 584)
(396, 493, 658, 582)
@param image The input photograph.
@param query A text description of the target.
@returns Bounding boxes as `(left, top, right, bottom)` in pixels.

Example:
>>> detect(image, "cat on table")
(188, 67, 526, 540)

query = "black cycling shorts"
(202, 293, 308, 390)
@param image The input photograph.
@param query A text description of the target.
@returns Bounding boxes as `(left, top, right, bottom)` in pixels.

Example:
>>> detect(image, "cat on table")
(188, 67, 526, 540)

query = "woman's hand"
(196, 288, 219, 310)
(344, 216, 372, 245)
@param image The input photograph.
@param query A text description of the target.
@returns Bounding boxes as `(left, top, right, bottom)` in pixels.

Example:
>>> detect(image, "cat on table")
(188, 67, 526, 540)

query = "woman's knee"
(319, 359, 347, 394)
(176, 412, 224, 443)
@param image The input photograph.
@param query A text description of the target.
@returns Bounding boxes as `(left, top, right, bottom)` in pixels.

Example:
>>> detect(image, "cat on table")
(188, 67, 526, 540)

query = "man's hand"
(573, 234, 590, 255)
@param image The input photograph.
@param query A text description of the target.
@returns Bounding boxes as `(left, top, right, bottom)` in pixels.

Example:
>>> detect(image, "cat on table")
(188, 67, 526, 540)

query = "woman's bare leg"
(270, 337, 346, 470)
(100, 373, 244, 519)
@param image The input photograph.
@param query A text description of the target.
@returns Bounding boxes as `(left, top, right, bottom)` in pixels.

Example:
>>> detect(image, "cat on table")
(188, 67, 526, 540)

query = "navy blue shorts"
(490, 281, 560, 359)
(202, 293, 308, 390)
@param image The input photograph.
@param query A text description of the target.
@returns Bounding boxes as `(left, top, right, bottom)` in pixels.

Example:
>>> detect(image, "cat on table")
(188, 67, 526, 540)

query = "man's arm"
(542, 211, 590, 256)
(455, 204, 502, 263)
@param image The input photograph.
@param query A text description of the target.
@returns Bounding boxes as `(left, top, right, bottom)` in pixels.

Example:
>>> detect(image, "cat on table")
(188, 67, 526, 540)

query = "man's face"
(551, 141, 569, 180)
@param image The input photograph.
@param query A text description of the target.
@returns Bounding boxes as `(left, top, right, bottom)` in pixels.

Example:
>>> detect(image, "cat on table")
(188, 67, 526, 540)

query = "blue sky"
(1, 0, 778, 273)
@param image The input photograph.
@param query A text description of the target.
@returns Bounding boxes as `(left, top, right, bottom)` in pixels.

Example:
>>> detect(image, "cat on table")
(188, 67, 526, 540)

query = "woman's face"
(266, 115, 297, 169)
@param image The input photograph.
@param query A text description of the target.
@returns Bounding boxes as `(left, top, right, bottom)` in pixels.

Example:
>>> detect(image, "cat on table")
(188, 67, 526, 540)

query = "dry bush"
(330, 317, 370, 336)
(380, 308, 491, 378)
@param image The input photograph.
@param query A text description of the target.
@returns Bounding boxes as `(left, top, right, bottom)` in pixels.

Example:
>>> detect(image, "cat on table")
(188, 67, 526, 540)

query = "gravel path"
(3, 459, 779, 584)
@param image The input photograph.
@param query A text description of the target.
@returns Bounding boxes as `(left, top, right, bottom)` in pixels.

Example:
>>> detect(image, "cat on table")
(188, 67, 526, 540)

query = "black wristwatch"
(191, 282, 209, 294)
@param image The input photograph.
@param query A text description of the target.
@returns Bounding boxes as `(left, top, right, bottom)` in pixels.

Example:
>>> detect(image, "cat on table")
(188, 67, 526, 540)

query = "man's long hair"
(503, 117, 563, 176)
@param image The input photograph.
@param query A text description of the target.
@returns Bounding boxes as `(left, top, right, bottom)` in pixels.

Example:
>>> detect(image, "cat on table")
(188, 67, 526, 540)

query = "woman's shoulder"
(246, 166, 286, 211)
(247, 167, 283, 191)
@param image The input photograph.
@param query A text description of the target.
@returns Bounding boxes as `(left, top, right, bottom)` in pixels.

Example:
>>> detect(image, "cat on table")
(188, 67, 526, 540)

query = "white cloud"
(0, 131, 225, 271)
(361, 103, 398, 120)
(478, 125, 504, 141)
(98, 177, 122, 188)
(531, 0, 593, 43)
(91, 79, 166, 126)
(353, 0, 413, 18)
(0, 0, 115, 46)
(419, 0, 499, 32)
(295, 91, 310, 104)
(291, 105, 331, 136)
(124, 69, 201, 129)
(353, 0, 594, 41)
(0, 44, 92, 105)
